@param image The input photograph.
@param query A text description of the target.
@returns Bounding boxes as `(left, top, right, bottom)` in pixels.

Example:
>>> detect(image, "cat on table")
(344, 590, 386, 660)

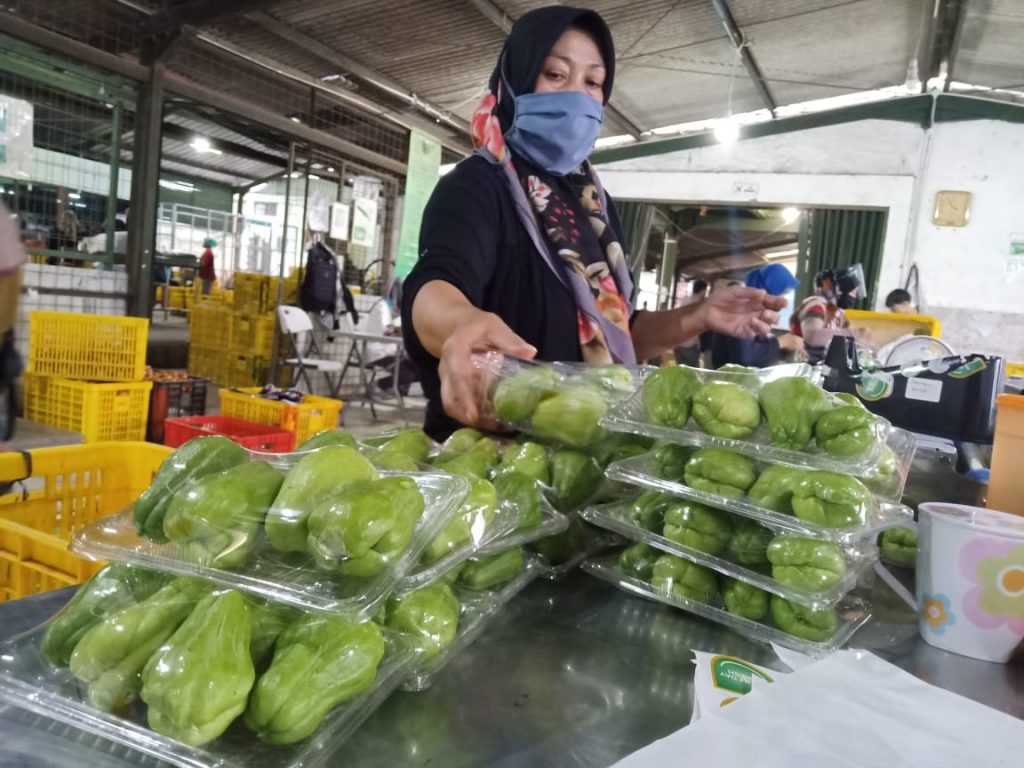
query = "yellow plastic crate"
(225, 355, 269, 389)
(219, 387, 342, 445)
(28, 311, 149, 382)
(0, 442, 171, 601)
(1008, 363, 1024, 378)
(845, 310, 942, 348)
(187, 345, 228, 386)
(190, 304, 234, 349)
(233, 272, 269, 315)
(231, 313, 277, 358)
(23, 374, 153, 443)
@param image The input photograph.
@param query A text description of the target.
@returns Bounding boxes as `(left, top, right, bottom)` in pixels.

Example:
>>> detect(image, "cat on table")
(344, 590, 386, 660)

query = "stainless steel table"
(0, 566, 1020, 768)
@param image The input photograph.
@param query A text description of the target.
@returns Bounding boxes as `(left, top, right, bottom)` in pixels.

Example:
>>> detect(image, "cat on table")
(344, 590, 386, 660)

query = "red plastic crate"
(163, 416, 295, 452)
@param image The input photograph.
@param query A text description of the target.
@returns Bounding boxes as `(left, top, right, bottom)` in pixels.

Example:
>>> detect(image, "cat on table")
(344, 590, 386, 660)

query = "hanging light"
(714, 117, 740, 144)
(780, 207, 800, 225)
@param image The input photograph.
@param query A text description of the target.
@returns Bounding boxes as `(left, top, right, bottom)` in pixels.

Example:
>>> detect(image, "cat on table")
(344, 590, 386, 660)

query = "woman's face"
(534, 27, 605, 103)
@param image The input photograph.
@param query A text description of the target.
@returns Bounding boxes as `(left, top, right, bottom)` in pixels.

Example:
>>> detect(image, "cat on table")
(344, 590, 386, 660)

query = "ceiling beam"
(143, 0, 279, 36)
(678, 236, 797, 266)
(159, 122, 287, 166)
(465, 0, 645, 139)
(708, 0, 778, 116)
(246, 11, 471, 138)
(917, 0, 968, 93)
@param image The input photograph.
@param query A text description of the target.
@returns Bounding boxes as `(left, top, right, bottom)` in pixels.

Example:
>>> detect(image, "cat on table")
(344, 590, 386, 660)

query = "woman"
(702, 265, 805, 368)
(402, 5, 785, 440)
(790, 266, 861, 363)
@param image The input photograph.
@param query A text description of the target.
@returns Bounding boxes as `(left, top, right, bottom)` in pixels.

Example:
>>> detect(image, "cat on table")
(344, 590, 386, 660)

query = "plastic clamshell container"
(473, 352, 652, 449)
(602, 370, 890, 475)
(475, 495, 569, 557)
(580, 499, 877, 610)
(69, 470, 470, 619)
(582, 554, 871, 657)
(606, 453, 913, 546)
(394, 492, 524, 594)
(401, 556, 540, 691)
(533, 529, 622, 581)
(0, 623, 416, 768)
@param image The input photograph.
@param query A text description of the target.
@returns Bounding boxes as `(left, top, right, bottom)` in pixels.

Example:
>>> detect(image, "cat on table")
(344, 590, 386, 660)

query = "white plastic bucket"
(917, 503, 1024, 663)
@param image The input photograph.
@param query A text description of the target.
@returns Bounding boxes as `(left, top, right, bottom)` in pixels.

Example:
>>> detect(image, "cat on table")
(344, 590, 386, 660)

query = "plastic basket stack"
(0, 427, 551, 767)
(186, 271, 301, 388)
(23, 311, 152, 442)
(577, 363, 918, 656)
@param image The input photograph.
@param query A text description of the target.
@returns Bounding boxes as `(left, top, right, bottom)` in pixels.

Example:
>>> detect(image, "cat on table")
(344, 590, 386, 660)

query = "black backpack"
(300, 243, 338, 314)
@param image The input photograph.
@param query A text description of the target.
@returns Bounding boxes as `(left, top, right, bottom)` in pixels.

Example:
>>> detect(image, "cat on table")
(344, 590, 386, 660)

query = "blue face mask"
(504, 89, 604, 176)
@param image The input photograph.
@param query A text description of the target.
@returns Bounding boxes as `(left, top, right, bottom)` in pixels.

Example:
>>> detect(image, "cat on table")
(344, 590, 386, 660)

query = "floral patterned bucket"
(917, 503, 1024, 663)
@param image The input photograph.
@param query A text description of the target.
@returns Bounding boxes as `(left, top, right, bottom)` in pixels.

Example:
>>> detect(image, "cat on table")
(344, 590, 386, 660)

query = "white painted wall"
(596, 114, 1024, 360)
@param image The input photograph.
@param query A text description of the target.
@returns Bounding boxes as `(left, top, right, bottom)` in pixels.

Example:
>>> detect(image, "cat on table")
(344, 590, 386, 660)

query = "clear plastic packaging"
(401, 556, 540, 691)
(860, 427, 917, 502)
(472, 352, 650, 450)
(877, 522, 918, 570)
(71, 470, 470, 619)
(394, 490, 523, 594)
(475, 496, 569, 557)
(582, 554, 871, 656)
(581, 498, 877, 610)
(606, 453, 913, 546)
(0, 615, 417, 768)
(602, 364, 890, 474)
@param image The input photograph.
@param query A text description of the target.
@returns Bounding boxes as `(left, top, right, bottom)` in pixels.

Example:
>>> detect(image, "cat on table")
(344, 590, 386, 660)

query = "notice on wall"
(0, 94, 33, 179)
(330, 202, 350, 241)
(351, 197, 378, 248)
(1007, 233, 1024, 282)
(307, 195, 331, 233)
(395, 130, 442, 278)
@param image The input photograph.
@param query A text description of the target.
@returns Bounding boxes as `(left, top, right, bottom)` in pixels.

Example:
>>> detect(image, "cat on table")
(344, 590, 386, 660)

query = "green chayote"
(791, 472, 872, 528)
(297, 430, 358, 451)
(661, 500, 733, 556)
(815, 406, 878, 457)
(618, 543, 660, 581)
(683, 448, 757, 498)
(759, 377, 832, 450)
(530, 387, 609, 448)
(306, 483, 414, 571)
(493, 365, 560, 423)
(766, 536, 847, 592)
(641, 365, 701, 428)
(423, 474, 497, 564)
(493, 470, 544, 531)
(460, 547, 525, 590)
(727, 519, 775, 565)
(496, 441, 550, 485)
(385, 583, 459, 662)
(722, 579, 769, 621)
(442, 428, 485, 455)
(651, 442, 696, 482)
(691, 382, 761, 439)
(549, 449, 603, 513)
(770, 595, 837, 642)
(141, 590, 254, 746)
(747, 464, 810, 514)
(880, 526, 918, 566)
(650, 554, 718, 604)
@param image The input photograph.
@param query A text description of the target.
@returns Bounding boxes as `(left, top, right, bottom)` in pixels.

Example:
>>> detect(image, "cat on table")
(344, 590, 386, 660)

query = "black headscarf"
(487, 6, 616, 133)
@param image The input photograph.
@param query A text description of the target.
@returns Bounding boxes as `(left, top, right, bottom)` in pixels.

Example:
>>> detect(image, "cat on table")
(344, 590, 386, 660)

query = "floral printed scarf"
(471, 91, 636, 365)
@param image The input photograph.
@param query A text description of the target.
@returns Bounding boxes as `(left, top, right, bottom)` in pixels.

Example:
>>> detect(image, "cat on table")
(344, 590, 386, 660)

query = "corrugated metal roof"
(955, 0, 1024, 89)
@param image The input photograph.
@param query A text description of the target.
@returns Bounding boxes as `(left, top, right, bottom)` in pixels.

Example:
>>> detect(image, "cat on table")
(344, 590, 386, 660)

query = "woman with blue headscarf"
(401, 5, 786, 439)
(701, 265, 805, 369)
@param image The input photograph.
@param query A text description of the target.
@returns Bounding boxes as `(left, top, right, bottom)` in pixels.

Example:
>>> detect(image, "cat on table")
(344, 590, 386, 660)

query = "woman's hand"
(413, 281, 536, 428)
(778, 333, 806, 355)
(439, 312, 536, 428)
(700, 285, 786, 338)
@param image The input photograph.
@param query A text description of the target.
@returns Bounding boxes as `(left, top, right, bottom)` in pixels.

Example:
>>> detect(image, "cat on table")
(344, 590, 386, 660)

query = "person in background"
(885, 288, 916, 314)
(701, 265, 805, 368)
(198, 237, 217, 295)
(0, 201, 27, 445)
(791, 266, 861, 363)
(402, 5, 785, 440)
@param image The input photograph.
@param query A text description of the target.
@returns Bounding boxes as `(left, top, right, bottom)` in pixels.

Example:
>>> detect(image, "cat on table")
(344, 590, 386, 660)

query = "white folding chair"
(277, 305, 344, 396)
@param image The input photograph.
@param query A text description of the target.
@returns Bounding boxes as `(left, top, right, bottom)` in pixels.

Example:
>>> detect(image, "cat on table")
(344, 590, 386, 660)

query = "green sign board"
(395, 130, 442, 278)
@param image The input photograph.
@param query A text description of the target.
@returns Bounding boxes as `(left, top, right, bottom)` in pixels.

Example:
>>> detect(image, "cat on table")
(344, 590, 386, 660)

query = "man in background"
(1, 201, 27, 444)
(885, 288, 916, 314)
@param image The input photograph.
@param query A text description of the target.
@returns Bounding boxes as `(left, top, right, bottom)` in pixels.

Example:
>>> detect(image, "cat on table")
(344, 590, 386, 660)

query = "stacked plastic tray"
(0, 435, 546, 767)
(578, 363, 917, 656)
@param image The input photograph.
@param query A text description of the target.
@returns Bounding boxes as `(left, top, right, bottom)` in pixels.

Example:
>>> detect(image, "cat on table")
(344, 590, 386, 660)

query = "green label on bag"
(857, 373, 894, 402)
(711, 656, 773, 694)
